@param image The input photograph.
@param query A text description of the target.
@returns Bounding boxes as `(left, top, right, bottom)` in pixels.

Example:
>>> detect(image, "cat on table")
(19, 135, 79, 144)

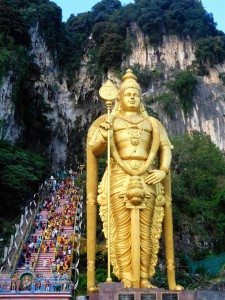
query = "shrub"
(171, 132, 225, 252)
(146, 93, 175, 118)
(167, 70, 198, 115)
(195, 36, 225, 70)
(0, 140, 49, 217)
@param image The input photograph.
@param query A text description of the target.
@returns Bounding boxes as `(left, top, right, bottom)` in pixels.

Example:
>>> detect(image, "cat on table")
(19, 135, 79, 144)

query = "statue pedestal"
(89, 283, 225, 299)
(89, 283, 195, 300)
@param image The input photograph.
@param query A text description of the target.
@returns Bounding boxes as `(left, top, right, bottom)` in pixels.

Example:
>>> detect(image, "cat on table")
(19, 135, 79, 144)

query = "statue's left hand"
(145, 169, 166, 185)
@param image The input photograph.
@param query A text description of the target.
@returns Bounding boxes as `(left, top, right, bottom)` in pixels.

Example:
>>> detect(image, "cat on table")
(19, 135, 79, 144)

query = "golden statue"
(86, 69, 183, 292)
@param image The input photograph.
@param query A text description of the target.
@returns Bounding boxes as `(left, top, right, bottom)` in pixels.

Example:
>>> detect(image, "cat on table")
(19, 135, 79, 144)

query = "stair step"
(14, 185, 80, 280)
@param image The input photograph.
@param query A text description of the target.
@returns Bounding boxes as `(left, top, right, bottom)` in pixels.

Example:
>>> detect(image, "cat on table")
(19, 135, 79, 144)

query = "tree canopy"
(1, 0, 224, 79)
(171, 132, 225, 253)
(0, 140, 49, 218)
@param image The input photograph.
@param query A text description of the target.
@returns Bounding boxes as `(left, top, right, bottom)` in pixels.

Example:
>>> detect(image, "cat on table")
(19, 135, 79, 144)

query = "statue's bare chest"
(112, 116, 152, 160)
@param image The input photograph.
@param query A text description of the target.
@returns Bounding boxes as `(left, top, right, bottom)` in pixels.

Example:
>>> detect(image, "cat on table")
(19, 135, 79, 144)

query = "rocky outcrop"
(1, 22, 225, 168)
(122, 23, 225, 151)
(0, 74, 20, 141)
(29, 23, 102, 168)
(125, 23, 195, 71)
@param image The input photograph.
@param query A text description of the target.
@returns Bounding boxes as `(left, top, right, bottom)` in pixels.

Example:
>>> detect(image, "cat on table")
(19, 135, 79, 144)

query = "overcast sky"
(53, 0, 225, 33)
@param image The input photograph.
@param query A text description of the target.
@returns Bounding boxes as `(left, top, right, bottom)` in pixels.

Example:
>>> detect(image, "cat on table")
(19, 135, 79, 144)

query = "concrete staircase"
(6, 181, 79, 300)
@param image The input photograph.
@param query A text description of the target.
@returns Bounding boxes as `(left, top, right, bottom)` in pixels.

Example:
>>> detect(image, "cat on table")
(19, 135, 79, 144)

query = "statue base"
(88, 282, 225, 300)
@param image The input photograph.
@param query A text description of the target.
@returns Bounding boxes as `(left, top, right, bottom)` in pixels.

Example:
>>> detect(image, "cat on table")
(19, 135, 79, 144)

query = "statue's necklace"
(118, 115, 145, 125)
(122, 118, 145, 146)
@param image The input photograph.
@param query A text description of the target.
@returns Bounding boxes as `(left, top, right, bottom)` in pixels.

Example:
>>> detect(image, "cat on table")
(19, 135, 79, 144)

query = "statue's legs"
(140, 196, 155, 288)
(109, 166, 158, 288)
(111, 192, 132, 287)
(111, 191, 156, 287)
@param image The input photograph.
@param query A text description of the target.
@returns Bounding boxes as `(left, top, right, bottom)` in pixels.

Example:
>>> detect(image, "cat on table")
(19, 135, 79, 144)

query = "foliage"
(12, 52, 52, 151)
(58, 16, 94, 82)
(195, 36, 225, 73)
(0, 218, 16, 257)
(0, 0, 30, 81)
(1, 0, 224, 83)
(0, 140, 49, 218)
(86, 48, 103, 88)
(64, 0, 225, 77)
(0, 0, 30, 47)
(171, 132, 225, 252)
(130, 64, 152, 90)
(2, 0, 224, 83)
(30, 2, 62, 51)
(0, 1, 52, 152)
(135, 0, 219, 43)
(92, 21, 127, 71)
(146, 92, 175, 118)
(98, 155, 107, 181)
(167, 70, 198, 115)
(2, 0, 62, 52)
(75, 172, 86, 190)
(92, 0, 122, 22)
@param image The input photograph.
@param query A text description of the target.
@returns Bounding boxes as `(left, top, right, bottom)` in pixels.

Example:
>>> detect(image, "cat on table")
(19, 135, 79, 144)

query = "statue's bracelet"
(159, 166, 169, 175)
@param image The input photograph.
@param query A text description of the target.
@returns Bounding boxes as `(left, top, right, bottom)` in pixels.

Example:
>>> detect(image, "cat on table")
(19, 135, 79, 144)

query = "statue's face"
(121, 88, 140, 112)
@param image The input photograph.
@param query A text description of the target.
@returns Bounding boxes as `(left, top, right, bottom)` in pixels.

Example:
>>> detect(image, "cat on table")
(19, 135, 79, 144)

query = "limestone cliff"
(124, 24, 225, 150)
(1, 23, 225, 168)
(0, 74, 20, 141)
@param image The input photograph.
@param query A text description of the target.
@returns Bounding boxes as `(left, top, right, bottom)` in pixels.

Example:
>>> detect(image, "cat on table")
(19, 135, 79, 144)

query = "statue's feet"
(169, 284, 184, 291)
(122, 278, 133, 288)
(140, 279, 157, 289)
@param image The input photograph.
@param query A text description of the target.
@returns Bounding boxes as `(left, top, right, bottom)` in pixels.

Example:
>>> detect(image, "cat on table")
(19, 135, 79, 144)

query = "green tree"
(92, 0, 122, 22)
(91, 20, 127, 71)
(0, 0, 30, 47)
(0, 140, 49, 218)
(146, 92, 175, 118)
(171, 132, 225, 252)
(195, 36, 225, 69)
(167, 70, 198, 115)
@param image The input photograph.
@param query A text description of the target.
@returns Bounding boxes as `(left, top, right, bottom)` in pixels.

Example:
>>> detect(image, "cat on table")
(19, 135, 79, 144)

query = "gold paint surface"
(86, 69, 182, 291)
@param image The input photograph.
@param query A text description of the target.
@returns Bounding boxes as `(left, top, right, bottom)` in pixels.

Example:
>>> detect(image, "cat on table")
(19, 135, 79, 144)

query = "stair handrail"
(9, 199, 42, 277)
(9, 179, 53, 277)
(72, 190, 83, 291)
(68, 232, 76, 279)
(33, 233, 44, 271)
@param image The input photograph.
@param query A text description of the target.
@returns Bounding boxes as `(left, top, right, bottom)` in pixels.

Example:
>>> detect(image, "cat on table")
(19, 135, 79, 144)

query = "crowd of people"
(17, 178, 78, 273)
(1, 176, 82, 294)
(52, 234, 73, 274)
(43, 180, 78, 275)
(17, 226, 42, 270)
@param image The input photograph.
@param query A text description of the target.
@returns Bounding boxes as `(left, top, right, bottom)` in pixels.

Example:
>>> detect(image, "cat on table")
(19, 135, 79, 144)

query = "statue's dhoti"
(98, 160, 164, 287)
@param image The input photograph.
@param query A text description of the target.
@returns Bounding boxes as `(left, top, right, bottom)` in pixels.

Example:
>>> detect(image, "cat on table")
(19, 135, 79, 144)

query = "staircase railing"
(9, 180, 53, 277)
(9, 200, 42, 277)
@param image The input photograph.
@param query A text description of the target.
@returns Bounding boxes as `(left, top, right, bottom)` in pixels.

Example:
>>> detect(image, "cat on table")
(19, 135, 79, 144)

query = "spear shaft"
(106, 102, 112, 283)
(99, 79, 118, 283)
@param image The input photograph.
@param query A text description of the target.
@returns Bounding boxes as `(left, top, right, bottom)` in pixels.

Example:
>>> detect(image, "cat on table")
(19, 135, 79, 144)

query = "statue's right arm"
(89, 127, 107, 157)
(88, 115, 108, 157)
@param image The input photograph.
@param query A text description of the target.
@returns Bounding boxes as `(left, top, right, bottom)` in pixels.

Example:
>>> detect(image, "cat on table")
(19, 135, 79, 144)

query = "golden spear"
(99, 79, 118, 283)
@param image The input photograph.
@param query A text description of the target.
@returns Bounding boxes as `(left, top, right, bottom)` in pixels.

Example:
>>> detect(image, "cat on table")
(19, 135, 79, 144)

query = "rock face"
(1, 23, 225, 168)
(0, 74, 20, 141)
(28, 24, 102, 169)
(126, 23, 195, 71)
(124, 24, 225, 150)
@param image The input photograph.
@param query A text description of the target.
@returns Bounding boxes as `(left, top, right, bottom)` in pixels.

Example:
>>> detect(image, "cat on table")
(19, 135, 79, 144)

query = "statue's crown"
(120, 69, 141, 94)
